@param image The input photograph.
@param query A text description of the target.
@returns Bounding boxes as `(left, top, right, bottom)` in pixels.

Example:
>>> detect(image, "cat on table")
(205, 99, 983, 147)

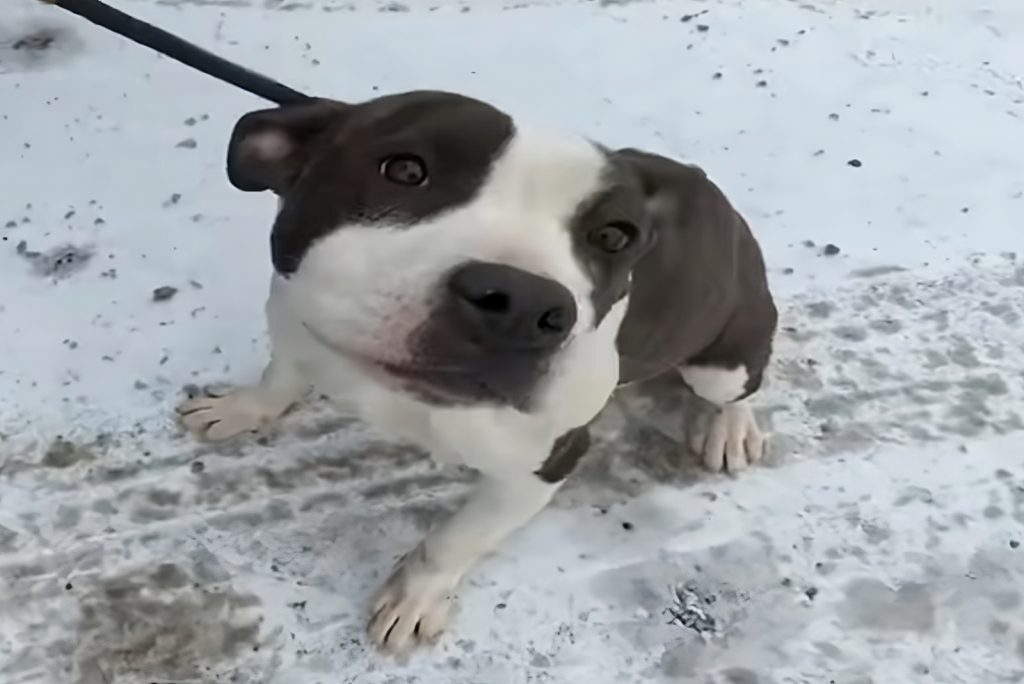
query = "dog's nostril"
(537, 307, 569, 334)
(472, 290, 511, 314)
(447, 262, 576, 351)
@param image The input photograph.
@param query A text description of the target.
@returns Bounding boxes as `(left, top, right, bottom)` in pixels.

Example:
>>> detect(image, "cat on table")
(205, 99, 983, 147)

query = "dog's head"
(228, 91, 676, 410)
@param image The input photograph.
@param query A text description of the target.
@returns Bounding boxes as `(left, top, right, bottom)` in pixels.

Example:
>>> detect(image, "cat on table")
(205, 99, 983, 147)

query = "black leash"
(37, 0, 312, 105)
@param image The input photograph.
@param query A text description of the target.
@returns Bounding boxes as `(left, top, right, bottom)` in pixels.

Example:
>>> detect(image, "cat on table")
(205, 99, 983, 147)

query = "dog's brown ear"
(611, 147, 777, 387)
(612, 147, 714, 220)
(227, 98, 350, 194)
(612, 146, 747, 252)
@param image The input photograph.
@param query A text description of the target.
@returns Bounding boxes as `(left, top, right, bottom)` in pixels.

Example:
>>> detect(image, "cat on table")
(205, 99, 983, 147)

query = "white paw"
(688, 401, 766, 474)
(367, 544, 459, 654)
(176, 388, 283, 441)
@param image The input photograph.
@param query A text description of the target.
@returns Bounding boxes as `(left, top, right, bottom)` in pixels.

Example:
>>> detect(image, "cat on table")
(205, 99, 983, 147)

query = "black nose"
(447, 262, 577, 353)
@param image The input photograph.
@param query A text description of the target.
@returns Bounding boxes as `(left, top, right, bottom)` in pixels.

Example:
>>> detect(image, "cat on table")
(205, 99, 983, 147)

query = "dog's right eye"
(588, 222, 637, 254)
(380, 154, 428, 186)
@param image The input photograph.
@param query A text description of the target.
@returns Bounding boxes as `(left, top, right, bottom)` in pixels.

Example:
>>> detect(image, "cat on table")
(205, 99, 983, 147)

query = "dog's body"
(179, 91, 777, 653)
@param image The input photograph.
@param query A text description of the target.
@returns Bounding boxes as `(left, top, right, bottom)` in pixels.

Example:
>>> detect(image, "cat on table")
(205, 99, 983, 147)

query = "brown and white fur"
(177, 91, 778, 653)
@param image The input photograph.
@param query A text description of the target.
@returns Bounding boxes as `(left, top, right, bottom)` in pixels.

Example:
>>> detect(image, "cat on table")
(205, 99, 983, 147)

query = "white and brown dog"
(177, 91, 778, 653)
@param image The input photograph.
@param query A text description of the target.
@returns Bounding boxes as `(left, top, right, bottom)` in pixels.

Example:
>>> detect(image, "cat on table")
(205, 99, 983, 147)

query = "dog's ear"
(612, 147, 714, 225)
(611, 147, 748, 372)
(612, 146, 745, 271)
(226, 98, 350, 194)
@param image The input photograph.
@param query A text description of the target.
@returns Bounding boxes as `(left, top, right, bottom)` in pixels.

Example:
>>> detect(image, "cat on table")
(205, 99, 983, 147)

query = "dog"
(177, 90, 778, 654)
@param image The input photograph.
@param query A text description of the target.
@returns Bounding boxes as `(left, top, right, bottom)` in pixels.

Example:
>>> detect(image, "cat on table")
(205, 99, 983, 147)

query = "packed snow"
(1, 0, 1023, 682)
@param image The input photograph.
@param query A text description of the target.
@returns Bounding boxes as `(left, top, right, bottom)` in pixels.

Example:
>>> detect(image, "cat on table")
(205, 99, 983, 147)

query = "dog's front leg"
(177, 355, 308, 441)
(680, 364, 767, 473)
(178, 283, 312, 441)
(368, 470, 561, 653)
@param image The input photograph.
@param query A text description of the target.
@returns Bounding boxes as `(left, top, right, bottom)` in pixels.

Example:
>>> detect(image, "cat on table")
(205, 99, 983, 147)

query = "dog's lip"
(302, 321, 522, 407)
(301, 322, 470, 377)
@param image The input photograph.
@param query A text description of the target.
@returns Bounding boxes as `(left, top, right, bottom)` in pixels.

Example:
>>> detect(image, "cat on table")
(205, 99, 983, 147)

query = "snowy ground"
(2, 0, 1023, 682)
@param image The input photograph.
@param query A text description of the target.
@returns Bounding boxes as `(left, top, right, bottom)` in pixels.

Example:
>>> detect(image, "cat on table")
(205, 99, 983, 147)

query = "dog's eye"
(380, 154, 428, 186)
(589, 222, 636, 254)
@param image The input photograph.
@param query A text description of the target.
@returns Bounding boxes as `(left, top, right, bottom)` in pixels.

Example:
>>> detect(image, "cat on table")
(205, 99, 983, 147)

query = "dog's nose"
(447, 262, 577, 352)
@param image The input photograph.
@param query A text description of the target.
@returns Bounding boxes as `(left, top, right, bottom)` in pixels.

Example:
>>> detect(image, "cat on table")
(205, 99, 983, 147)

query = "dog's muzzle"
(399, 261, 578, 409)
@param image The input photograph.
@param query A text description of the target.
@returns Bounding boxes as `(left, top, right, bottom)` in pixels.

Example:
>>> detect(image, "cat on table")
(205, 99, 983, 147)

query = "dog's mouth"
(301, 321, 549, 410)
(302, 321, 503, 405)
(301, 322, 444, 374)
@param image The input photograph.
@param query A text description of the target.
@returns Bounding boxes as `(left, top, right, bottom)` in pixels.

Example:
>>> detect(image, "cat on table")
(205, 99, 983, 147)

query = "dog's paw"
(367, 544, 459, 654)
(176, 388, 283, 441)
(688, 402, 766, 474)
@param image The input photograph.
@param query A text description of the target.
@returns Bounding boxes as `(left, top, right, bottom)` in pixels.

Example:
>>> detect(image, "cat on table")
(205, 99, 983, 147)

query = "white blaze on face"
(285, 123, 611, 360)
(469, 123, 608, 330)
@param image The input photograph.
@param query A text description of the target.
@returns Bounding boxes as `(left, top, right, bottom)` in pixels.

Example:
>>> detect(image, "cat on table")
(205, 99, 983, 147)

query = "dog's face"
(228, 91, 659, 410)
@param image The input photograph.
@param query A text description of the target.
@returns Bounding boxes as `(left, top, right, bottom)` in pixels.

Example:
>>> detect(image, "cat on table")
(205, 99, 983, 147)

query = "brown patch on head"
(564, 159, 655, 326)
(225, 90, 515, 274)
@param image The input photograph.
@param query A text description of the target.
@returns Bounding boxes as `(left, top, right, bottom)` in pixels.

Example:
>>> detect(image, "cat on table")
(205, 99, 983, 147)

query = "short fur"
(179, 90, 778, 654)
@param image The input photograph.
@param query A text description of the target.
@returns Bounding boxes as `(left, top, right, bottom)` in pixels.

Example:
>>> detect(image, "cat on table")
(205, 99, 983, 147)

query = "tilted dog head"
(227, 90, 679, 410)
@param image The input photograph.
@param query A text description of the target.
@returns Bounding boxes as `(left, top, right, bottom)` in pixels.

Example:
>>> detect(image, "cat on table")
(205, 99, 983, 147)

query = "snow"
(1, 0, 1023, 682)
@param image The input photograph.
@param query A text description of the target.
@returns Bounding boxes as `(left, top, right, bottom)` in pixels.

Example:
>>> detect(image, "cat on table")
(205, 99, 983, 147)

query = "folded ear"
(610, 147, 765, 382)
(612, 147, 715, 220)
(226, 98, 350, 194)
(613, 147, 777, 398)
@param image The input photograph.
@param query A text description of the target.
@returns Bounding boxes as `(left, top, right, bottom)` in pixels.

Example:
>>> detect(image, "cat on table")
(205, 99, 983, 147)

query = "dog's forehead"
(318, 89, 614, 220)
(478, 122, 611, 217)
(344, 91, 611, 200)
(271, 91, 621, 275)
(344, 90, 513, 144)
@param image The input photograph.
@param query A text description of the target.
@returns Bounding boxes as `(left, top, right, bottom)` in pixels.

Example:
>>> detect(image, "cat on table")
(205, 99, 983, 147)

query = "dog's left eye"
(589, 222, 636, 254)
(380, 154, 428, 186)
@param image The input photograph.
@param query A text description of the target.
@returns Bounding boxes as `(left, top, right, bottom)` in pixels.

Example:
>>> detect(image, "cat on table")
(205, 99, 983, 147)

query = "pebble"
(153, 285, 178, 302)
